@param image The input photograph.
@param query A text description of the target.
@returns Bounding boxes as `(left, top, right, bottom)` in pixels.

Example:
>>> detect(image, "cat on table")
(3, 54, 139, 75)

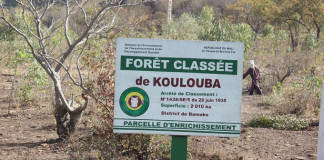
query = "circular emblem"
(119, 87, 149, 117)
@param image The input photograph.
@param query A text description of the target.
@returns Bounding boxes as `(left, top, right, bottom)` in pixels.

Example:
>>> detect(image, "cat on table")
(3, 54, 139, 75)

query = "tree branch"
(55, 0, 155, 72)
(76, 37, 90, 88)
(64, 0, 72, 46)
(21, 7, 40, 40)
(46, 56, 82, 87)
(75, 0, 89, 26)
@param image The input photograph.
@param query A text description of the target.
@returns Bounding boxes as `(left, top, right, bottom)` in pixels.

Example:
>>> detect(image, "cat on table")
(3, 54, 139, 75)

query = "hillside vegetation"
(0, 0, 323, 159)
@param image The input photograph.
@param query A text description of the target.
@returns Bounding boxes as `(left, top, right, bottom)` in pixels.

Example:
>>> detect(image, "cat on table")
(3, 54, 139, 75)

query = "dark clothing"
(243, 67, 263, 95)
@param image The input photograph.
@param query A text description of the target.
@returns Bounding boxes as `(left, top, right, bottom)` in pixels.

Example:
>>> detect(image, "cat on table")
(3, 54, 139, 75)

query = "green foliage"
(93, 133, 151, 160)
(25, 60, 50, 86)
(0, 10, 40, 55)
(15, 60, 51, 108)
(302, 33, 317, 50)
(248, 115, 273, 128)
(6, 48, 33, 68)
(227, 0, 274, 37)
(302, 68, 323, 98)
(199, 20, 254, 51)
(48, 27, 66, 46)
(83, 42, 154, 159)
(17, 84, 33, 107)
(262, 25, 274, 37)
(269, 0, 324, 40)
(149, 26, 158, 38)
(260, 95, 275, 106)
(273, 82, 283, 95)
(149, 135, 171, 159)
(119, 134, 151, 156)
(0, 25, 17, 41)
(248, 114, 309, 131)
(2, 34, 34, 70)
(272, 70, 323, 116)
(198, 6, 215, 32)
(162, 13, 202, 40)
(262, 29, 289, 43)
(275, 30, 289, 39)
(0, 13, 24, 41)
(269, 30, 290, 49)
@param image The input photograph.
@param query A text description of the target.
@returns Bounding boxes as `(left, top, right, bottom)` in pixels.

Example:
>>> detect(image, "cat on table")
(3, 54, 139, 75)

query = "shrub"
(262, 24, 274, 37)
(248, 115, 273, 128)
(149, 135, 171, 159)
(83, 42, 172, 159)
(17, 84, 33, 107)
(15, 60, 51, 108)
(198, 6, 214, 32)
(302, 33, 317, 50)
(162, 12, 202, 40)
(260, 95, 275, 106)
(199, 20, 254, 51)
(248, 114, 309, 131)
(272, 70, 323, 117)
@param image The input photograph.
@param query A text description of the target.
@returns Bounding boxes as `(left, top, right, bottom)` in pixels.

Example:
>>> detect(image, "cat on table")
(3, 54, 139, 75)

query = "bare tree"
(0, 0, 154, 140)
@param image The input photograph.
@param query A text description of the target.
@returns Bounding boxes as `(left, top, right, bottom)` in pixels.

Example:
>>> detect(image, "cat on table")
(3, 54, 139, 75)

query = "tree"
(227, 0, 274, 40)
(270, 0, 305, 51)
(0, 0, 154, 140)
(297, 0, 324, 40)
(269, 0, 324, 49)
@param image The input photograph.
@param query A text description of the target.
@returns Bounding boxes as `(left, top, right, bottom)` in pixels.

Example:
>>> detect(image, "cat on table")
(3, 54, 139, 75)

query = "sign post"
(171, 135, 187, 160)
(113, 38, 244, 159)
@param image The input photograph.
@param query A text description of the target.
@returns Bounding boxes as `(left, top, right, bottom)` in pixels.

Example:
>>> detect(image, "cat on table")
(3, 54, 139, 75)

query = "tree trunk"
(68, 111, 82, 134)
(54, 105, 69, 140)
(53, 87, 84, 140)
(288, 24, 298, 51)
(54, 102, 83, 140)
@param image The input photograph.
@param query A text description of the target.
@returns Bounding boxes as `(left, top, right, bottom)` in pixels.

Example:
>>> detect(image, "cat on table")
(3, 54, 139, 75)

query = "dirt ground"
(0, 71, 319, 160)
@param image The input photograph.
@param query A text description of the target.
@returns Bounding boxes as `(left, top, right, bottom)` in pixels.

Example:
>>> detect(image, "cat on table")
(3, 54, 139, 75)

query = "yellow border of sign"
(124, 92, 144, 111)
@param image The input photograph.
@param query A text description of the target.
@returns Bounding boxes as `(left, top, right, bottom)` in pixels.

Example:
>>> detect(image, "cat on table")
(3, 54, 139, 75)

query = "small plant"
(248, 114, 309, 131)
(302, 33, 317, 50)
(149, 135, 171, 159)
(260, 95, 275, 106)
(262, 24, 274, 37)
(248, 115, 273, 128)
(272, 115, 309, 131)
(17, 84, 33, 107)
(273, 82, 283, 95)
(15, 60, 51, 108)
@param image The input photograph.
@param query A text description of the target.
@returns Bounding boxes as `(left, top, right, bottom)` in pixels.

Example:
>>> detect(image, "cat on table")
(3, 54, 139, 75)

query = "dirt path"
(0, 72, 70, 159)
(0, 72, 319, 160)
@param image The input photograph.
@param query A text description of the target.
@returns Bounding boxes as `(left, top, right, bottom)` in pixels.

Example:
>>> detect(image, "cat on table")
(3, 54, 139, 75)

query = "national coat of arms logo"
(119, 87, 150, 117)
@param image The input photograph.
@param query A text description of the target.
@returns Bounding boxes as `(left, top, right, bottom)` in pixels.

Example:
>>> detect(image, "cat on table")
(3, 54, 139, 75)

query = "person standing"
(243, 60, 263, 95)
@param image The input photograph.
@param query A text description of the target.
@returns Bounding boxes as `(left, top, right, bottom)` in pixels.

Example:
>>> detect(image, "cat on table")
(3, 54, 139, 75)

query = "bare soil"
(0, 71, 319, 160)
